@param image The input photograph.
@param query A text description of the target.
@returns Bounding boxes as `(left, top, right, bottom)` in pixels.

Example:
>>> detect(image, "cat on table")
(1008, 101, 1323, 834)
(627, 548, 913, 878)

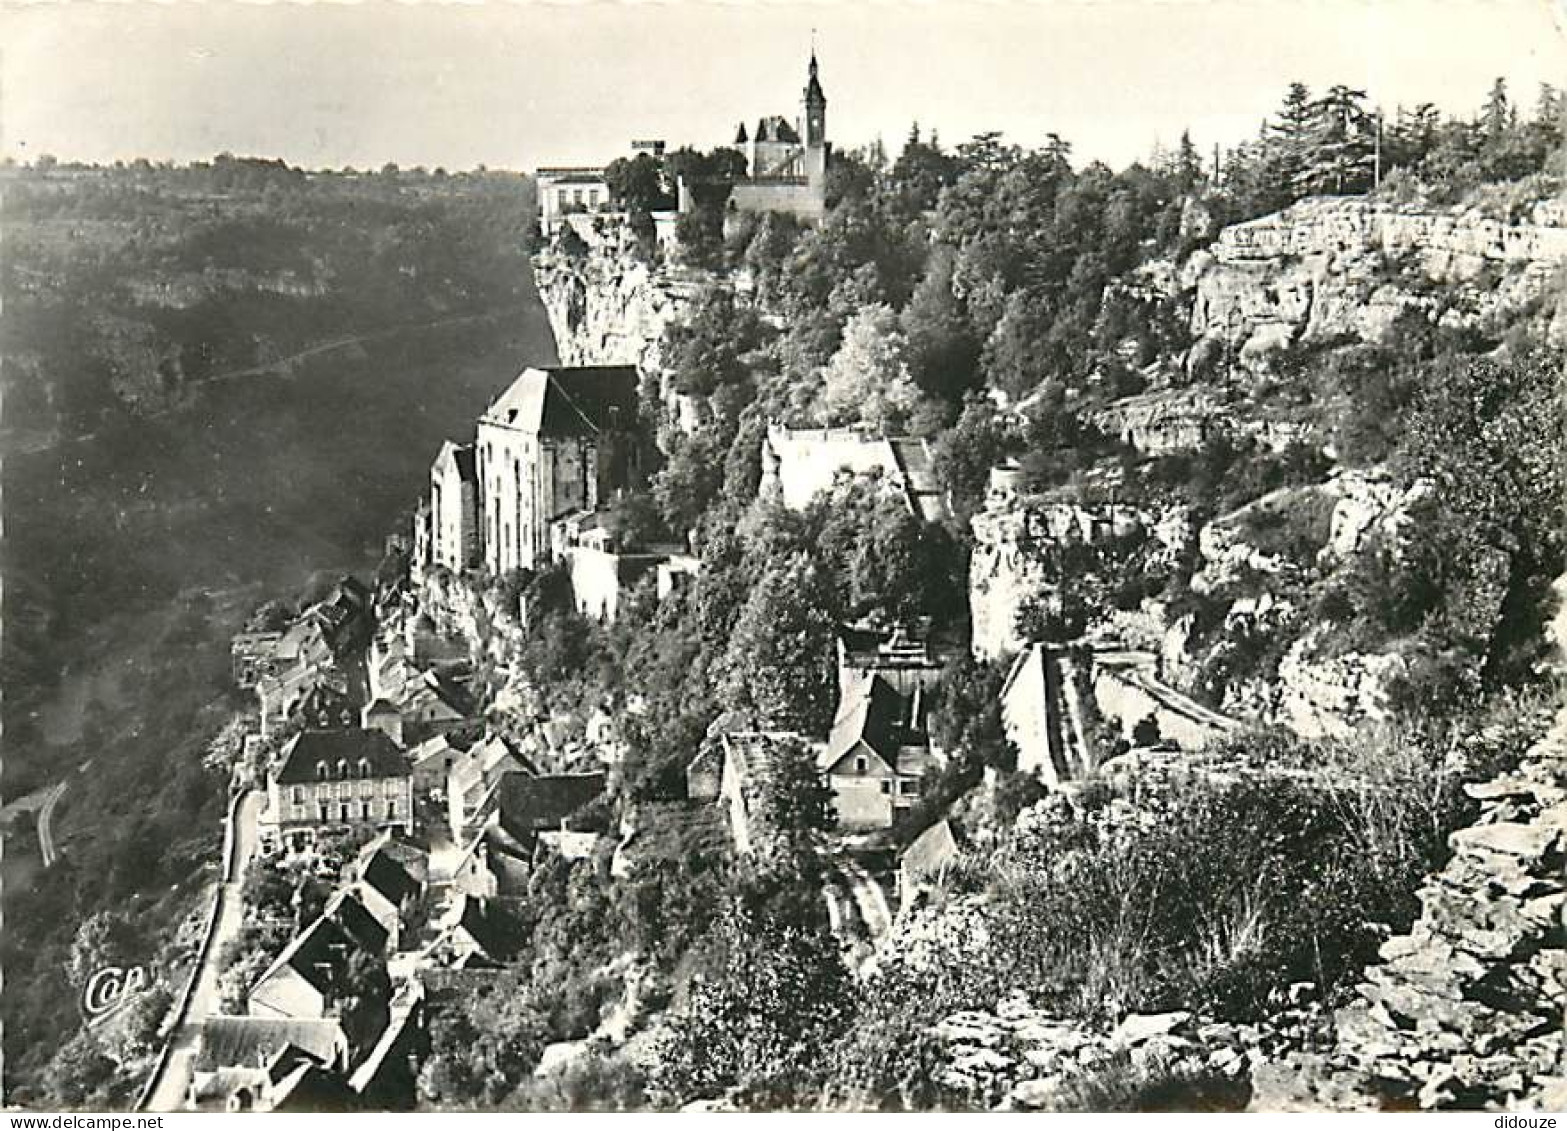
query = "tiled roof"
(435, 441, 477, 483)
(274, 730, 409, 786)
(450, 894, 510, 964)
(479, 366, 638, 439)
(195, 1018, 346, 1072)
(358, 846, 421, 909)
(449, 735, 529, 801)
(755, 115, 801, 144)
(901, 818, 964, 878)
(822, 671, 906, 772)
(267, 1062, 360, 1113)
(498, 772, 607, 836)
(251, 891, 389, 1002)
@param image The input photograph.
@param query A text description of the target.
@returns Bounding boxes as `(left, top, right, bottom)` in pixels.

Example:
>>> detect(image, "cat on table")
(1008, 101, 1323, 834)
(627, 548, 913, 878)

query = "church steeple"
(803, 50, 826, 149)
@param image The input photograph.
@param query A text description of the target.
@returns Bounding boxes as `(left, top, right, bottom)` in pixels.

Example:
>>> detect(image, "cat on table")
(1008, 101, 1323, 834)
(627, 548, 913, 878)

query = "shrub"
(987, 747, 1469, 1023)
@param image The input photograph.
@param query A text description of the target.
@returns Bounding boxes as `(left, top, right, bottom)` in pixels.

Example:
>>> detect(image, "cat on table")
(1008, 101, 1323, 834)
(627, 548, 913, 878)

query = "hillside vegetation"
(453, 78, 1565, 1109)
(1, 158, 549, 1104)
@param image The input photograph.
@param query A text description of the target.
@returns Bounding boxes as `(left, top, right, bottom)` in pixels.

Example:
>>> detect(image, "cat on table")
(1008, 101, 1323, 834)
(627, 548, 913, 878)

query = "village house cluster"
(210, 565, 625, 1110)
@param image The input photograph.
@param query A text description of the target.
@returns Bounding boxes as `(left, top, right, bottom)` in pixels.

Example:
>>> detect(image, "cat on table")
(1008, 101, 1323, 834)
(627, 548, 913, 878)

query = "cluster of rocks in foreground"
(1254, 711, 1567, 1112)
(929, 994, 1280, 1111)
(926, 709, 1566, 1112)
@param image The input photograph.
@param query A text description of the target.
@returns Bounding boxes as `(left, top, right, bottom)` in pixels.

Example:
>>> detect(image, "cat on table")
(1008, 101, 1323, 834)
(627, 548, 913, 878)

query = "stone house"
(818, 672, 943, 830)
(231, 631, 283, 689)
(449, 829, 501, 901)
(295, 684, 359, 732)
(309, 578, 375, 658)
(389, 670, 472, 747)
(553, 509, 700, 623)
(258, 665, 353, 739)
(427, 441, 480, 574)
(715, 730, 805, 855)
(406, 733, 462, 796)
(349, 833, 427, 951)
(256, 657, 346, 736)
(537, 167, 612, 236)
(188, 1018, 350, 1112)
(431, 894, 510, 968)
(359, 699, 403, 747)
(475, 365, 642, 575)
(261, 730, 414, 854)
(446, 735, 534, 843)
(248, 891, 389, 1024)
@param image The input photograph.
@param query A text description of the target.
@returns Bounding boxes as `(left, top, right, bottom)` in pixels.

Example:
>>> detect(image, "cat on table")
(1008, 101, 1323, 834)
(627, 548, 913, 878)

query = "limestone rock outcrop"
(929, 993, 1270, 1111)
(968, 490, 1169, 660)
(532, 246, 708, 434)
(1187, 196, 1567, 371)
(1253, 711, 1567, 1110)
(1090, 388, 1219, 455)
(1273, 632, 1410, 741)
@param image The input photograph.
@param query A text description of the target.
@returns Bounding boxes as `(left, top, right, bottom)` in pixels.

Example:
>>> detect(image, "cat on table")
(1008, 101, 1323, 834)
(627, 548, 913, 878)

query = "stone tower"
(802, 52, 828, 188)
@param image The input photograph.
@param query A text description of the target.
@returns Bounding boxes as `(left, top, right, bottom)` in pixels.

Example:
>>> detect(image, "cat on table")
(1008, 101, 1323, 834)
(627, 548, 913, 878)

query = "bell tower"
(802, 51, 828, 187)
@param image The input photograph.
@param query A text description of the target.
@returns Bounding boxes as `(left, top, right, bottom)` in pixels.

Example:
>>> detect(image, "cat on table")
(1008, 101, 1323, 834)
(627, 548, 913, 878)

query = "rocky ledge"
(1252, 709, 1567, 1111)
(1186, 196, 1567, 370)
(928, 992, 1328, 1111)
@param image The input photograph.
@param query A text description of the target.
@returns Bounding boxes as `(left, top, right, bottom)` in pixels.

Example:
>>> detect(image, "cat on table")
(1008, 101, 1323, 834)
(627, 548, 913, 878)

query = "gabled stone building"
(475, 365, 642, 575)
(427, 441, 480, 574)
(261, 729, 414, 853)
(818, 671, 943, 830)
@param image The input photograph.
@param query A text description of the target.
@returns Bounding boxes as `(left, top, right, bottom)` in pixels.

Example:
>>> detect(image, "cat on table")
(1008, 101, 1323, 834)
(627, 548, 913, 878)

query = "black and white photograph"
(2, 0, 1565, 1115)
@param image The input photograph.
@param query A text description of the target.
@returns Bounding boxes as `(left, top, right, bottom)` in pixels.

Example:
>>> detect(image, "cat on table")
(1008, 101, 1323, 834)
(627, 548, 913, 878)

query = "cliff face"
(969, 488, 1181, 660)
(1186, 196, 1567, 369)
(532, 245, 710, 432)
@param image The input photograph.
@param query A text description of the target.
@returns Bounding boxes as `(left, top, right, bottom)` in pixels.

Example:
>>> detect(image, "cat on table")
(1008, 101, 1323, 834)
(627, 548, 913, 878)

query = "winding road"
(2, 779, 71, 868)
(141, 789, 264, 1113)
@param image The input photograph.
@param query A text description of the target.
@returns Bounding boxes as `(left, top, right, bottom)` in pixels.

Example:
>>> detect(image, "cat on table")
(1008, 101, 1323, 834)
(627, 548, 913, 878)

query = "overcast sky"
(4, 1, 1565, 173)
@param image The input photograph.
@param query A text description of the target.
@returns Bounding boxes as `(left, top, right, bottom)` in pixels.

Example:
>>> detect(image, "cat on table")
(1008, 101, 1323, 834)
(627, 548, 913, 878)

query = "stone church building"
(413, 365, 642, 580)
(679, 52, 831, 224)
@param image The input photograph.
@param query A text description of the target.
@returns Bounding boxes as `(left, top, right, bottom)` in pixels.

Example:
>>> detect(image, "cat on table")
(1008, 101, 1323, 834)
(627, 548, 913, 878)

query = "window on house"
(361, 801, 372, 819)
(339, 804, 349, 823)
(387, 799, 398, 819)
(318, 803, 329, 822)
(900, 780, 920, 795)
(317, 763, 328, 781)
(880, 780, 892, 794)
(359, 758, 371, 778)
(336, 759, 348, 779)
(855, 756, 868, 775)
(292, 787, 303, 805)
